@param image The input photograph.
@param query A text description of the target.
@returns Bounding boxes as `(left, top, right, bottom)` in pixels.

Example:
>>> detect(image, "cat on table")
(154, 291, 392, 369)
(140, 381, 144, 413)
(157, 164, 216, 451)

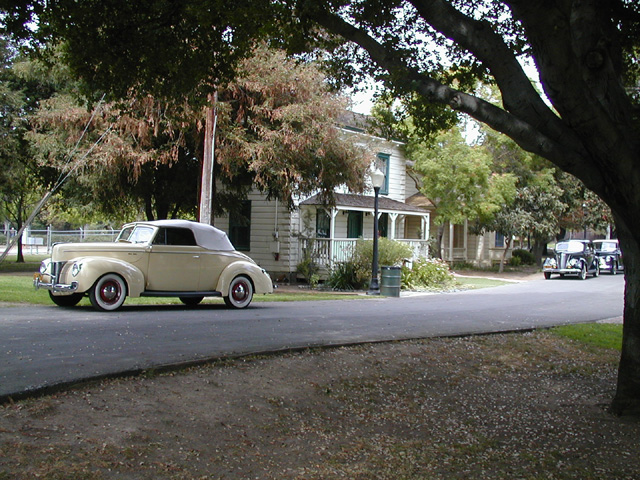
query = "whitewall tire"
(89, 273, 127, 311)
(224, 275, 253, 309)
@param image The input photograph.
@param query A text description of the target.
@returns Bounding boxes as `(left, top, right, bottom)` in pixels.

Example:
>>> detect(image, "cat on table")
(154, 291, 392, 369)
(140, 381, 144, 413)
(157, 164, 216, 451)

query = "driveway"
(0, 274, 624, 400)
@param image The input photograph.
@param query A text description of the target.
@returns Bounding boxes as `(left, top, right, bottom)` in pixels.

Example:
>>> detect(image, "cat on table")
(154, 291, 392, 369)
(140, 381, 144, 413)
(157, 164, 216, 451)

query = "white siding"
(213, 190, 294, 279)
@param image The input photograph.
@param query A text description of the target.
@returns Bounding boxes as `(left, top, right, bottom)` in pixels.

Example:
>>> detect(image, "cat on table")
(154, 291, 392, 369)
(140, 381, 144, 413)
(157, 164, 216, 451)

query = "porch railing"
(441, 247, 467, 262)
(301, 237, 429, 269)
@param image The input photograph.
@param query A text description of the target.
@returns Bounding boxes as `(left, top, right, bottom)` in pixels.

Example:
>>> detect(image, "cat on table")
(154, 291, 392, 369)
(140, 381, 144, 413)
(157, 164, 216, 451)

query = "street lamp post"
(368, 168, 385, 296)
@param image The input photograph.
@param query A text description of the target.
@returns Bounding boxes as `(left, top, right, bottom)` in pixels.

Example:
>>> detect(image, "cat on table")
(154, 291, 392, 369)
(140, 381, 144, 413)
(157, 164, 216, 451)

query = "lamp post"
(368, 168, 385, 295)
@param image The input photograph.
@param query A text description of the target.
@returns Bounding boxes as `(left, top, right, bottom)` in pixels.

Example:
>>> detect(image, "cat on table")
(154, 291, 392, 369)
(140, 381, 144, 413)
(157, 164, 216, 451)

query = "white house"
(212, 114, 432, 281)
(212, 113, 514, 281)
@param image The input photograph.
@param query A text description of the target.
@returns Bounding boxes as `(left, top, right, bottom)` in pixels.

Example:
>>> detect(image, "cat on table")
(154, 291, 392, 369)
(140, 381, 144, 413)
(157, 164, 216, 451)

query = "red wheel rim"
(232, 280, 249, 302)
(100, 280, 121, 305)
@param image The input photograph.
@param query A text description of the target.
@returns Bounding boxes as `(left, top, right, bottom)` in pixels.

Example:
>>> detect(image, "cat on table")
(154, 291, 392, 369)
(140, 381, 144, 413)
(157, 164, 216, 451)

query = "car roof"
(557, 239, 591, 244)
(127, 219, 235, 251)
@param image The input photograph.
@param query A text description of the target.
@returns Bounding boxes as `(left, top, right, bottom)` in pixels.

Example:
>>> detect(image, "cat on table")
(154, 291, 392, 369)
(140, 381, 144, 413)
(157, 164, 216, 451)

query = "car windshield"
(555, 241, 586, 253)
(116, 225, 155, 244)
(595, 241, 618, 252)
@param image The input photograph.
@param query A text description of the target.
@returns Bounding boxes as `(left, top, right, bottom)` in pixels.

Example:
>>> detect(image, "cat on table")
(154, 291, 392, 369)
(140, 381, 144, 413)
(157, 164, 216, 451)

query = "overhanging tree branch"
(303, 3, 587, 173)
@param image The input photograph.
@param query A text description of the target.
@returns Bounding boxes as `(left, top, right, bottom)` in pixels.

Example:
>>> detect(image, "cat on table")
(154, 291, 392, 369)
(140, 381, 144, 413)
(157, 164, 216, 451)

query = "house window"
(453, 224, 465, 249)
(229, 200, 251, 251)
(316, 209, 331, 238)
(347, 211, 363, 238)
(495, 232, 505, 248)
(376, 153, 390, 195)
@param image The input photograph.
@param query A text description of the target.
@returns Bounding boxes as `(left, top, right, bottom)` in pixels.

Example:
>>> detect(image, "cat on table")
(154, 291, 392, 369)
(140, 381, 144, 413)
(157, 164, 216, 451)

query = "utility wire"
(0, 95, 112, 264)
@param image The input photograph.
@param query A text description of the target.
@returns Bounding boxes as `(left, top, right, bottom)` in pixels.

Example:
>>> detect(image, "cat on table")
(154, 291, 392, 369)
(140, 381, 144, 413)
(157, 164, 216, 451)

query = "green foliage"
(508, 255, 521, 267)
(354, 237, 413, 269)
(350, 237, 413, 284)
(551, 324, 623, 352)
(401, 258, 456, 290)
(296, 257, 319, 285)
(326, 261, 364, 291)
(411, 127, 516, 227)
(511, 249, 535, 265)
(326, 238, 414, 290)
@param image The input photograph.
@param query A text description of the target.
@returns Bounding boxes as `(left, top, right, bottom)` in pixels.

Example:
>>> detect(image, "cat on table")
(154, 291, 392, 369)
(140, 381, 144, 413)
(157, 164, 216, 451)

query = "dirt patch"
(1, 331, 638, 479)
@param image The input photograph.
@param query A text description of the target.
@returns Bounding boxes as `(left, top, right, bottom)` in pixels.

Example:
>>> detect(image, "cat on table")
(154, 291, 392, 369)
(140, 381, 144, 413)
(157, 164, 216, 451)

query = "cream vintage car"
(34, 219, 273, 311)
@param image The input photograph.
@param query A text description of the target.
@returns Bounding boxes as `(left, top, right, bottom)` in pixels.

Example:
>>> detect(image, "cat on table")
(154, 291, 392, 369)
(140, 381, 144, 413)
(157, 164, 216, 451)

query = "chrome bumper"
(33, 273, 79, 293)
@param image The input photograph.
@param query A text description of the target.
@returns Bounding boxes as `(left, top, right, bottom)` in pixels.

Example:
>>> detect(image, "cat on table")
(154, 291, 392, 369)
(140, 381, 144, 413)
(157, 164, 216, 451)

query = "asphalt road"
(0, 274, 624, 400)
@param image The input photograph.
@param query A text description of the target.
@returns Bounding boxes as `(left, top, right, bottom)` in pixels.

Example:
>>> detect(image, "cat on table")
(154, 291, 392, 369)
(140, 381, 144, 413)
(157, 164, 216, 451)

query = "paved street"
(0, 274, 624, 400)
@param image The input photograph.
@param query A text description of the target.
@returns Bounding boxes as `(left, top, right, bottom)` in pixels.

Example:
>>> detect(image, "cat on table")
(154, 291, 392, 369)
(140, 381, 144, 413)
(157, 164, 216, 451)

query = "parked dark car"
(543, 239, 599, 280)
(593, 239, 623, 275)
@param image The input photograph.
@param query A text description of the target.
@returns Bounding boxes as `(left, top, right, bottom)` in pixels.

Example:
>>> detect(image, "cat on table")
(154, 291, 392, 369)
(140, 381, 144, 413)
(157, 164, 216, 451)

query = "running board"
(140, 291, 222, 298)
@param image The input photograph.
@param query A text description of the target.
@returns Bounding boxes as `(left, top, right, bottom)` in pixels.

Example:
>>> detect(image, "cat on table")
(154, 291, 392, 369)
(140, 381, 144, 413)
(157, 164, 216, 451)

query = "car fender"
(216, 261, 273, 295)
(63, 257, 146, 297)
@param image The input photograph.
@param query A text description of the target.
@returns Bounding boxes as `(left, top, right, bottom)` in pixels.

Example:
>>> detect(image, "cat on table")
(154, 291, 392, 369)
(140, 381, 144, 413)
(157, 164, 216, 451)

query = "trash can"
(380, 266, 401, 297)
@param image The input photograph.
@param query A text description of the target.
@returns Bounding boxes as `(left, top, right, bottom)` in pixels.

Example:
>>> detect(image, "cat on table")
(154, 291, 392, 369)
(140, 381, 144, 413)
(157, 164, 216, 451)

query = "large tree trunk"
(611, 219, 640, 415)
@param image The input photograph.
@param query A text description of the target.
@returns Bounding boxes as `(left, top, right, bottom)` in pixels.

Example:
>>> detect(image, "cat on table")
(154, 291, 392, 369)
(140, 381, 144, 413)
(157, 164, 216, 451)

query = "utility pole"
(199, 92, 217, 225)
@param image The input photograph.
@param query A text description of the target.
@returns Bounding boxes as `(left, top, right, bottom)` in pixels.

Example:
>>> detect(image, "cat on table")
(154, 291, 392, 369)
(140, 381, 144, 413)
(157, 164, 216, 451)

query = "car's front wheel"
(224, 275, 253, 309)
(89, 273, 127, 311)
(579, 263, 587, 280)
(49, 291, 83, 307)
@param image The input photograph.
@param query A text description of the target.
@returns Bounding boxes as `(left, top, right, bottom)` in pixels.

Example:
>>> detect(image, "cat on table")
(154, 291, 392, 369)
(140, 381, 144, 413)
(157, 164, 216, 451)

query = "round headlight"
(39, 260, 49, 274)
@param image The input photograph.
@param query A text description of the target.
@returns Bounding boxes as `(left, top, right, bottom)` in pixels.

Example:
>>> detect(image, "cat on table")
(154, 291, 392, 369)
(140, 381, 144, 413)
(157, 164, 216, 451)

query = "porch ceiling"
(300, 193, 429, 216)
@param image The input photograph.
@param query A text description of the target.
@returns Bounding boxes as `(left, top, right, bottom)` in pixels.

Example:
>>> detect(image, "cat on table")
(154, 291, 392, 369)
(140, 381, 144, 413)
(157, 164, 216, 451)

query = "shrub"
(326, 261, 364, 290)
(508, 255, 522, 266)
(511, 249, 536, 265)
(350, 238, 414, 287)
(402, 258, 456, 290)
(297, 244, 319, 284)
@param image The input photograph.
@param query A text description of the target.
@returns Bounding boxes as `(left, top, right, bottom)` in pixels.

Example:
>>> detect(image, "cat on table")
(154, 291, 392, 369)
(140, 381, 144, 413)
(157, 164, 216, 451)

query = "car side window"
(153, 227, 197, 246)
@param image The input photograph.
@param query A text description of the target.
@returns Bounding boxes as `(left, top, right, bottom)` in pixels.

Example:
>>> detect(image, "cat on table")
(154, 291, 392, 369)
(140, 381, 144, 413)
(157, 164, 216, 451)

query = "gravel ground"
(1, 330, 638, 479)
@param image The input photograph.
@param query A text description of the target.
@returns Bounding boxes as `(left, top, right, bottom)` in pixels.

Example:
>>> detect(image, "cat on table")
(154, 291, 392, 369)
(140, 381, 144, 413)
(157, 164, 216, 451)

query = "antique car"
(542, 239, 599, 280)
(593, 238, 623, 275)
(34, 219, 273, 311)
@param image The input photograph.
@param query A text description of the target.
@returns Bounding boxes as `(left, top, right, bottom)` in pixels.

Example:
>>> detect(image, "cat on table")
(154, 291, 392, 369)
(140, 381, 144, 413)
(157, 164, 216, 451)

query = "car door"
(146, 227, 202, 291)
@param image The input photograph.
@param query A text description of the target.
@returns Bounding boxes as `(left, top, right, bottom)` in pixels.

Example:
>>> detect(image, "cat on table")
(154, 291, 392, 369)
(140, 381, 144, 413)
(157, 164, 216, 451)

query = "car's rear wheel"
(612, 262, 617, 275)
(180, 296, 204, 306)
(224, 275, 253, 309)
(89, 273, 127, 311)
(49, 291, 83, 307)
(544, 272, 551, 280)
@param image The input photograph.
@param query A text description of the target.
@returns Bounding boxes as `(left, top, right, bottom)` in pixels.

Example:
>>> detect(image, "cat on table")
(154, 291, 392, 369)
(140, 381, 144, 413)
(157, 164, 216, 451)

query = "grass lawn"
(454, 276, 511, 289)
(551, 322, 623, 351)
(0, 274, 367, 306)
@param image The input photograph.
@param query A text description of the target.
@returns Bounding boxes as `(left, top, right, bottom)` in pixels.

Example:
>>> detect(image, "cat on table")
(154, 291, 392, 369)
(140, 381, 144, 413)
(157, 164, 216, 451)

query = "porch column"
(330, 208, 338, 267)
(422, 214, 430, 240)
(464, 219, 469, 261)
(448, 222, 454, 262)
(388, 213, 398, 239)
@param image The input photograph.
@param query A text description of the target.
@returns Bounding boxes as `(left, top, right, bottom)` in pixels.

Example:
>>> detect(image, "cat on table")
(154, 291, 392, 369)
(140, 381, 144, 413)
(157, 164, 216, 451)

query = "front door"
(146, 227, 202, 291)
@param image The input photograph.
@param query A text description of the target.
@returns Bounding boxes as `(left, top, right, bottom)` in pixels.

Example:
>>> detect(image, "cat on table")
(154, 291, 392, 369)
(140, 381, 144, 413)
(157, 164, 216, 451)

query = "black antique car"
(543, 239, 599, 280)
(593, 239, 623, 275)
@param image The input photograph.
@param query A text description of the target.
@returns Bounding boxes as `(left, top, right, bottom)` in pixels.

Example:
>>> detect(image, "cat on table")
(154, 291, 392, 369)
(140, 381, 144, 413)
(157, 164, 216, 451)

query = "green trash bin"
(380, 266, 401, 297)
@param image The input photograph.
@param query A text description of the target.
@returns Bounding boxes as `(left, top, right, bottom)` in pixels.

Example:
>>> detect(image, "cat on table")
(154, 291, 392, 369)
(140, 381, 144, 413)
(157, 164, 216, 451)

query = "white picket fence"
(3, 227, 121, 254)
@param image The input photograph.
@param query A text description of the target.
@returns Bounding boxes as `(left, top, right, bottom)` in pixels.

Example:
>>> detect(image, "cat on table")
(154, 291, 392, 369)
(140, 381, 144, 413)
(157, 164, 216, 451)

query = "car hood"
(51, 242, 147, 262)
